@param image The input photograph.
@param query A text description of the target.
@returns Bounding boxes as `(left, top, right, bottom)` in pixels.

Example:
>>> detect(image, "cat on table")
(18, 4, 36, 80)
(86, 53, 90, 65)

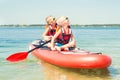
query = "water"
(0, 26, 120, 80)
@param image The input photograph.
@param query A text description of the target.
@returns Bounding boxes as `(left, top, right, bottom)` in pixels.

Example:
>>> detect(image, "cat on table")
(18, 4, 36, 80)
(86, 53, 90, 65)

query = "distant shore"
(0, 24, 120, 27)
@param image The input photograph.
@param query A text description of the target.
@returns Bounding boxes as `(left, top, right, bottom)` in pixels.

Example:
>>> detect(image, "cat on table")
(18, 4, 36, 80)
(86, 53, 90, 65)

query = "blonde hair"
(56, 16, 68, 25)
(46, 15, 55, 24)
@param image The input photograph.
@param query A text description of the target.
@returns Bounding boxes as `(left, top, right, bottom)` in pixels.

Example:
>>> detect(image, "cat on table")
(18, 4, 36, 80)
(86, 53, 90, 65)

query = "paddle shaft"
(28, 40, 51, 53)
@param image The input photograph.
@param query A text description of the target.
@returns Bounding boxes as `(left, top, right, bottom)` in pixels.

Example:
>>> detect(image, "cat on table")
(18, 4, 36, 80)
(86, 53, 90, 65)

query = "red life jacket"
(47, 24, 57, 36)
(56, 26, 72, 45)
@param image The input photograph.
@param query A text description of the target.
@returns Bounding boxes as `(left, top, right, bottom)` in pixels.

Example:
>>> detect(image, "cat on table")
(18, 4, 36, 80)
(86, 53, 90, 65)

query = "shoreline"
(0, 24, 120, 27)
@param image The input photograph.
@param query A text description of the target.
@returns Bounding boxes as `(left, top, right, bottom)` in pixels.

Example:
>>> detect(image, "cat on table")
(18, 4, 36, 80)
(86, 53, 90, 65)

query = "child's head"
(56, 16, 69, 27)
(46, 15, 55, 25)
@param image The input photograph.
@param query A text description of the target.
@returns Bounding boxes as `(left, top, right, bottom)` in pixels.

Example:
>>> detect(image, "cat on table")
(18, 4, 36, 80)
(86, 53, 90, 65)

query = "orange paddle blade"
(6, 52, 29, 62)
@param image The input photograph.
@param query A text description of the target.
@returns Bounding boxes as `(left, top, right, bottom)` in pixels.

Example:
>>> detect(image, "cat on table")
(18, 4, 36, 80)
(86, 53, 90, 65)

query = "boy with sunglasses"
(51, 16, 77, 51)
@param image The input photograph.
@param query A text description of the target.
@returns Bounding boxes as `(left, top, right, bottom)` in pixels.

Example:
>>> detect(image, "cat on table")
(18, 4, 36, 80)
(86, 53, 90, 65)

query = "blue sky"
(0, 0, 120, 25)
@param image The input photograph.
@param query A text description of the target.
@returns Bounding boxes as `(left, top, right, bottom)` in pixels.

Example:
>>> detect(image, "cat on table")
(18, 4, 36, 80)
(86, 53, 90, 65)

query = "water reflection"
(39, 60, 112, 80)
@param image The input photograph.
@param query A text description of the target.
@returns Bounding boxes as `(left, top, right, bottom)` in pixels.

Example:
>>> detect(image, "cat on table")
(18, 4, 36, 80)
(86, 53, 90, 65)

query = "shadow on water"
(38, 60, 112, 80)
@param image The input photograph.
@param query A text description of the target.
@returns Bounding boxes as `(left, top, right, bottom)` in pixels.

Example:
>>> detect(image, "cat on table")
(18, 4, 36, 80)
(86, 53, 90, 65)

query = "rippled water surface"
(0, 26, 120, 80)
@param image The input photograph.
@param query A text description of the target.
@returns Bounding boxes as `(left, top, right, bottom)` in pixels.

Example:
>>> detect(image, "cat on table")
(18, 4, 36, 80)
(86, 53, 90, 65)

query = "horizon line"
(1, 23, 120, 26)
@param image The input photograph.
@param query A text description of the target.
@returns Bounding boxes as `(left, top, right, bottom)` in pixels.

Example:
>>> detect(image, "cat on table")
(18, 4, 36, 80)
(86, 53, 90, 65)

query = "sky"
(0, 0, 120, 25)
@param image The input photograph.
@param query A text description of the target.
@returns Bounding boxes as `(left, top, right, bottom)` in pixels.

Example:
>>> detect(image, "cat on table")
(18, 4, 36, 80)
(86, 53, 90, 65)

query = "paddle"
(6, 40, 51, 62)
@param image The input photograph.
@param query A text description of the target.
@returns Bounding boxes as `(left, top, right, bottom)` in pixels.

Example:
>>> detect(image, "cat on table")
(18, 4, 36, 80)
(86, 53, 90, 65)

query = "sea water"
(0, 26, 120, 80)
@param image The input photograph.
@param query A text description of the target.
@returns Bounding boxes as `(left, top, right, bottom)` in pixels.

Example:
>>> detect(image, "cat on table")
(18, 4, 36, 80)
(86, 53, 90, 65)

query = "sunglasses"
(63, 17, 69, 21)
(65, 17, 68, 20)
(53, 18, 55, 20)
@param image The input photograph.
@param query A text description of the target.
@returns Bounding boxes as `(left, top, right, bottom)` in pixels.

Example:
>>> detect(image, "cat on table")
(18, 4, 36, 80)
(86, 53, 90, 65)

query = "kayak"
(29, 42, 112, 69)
